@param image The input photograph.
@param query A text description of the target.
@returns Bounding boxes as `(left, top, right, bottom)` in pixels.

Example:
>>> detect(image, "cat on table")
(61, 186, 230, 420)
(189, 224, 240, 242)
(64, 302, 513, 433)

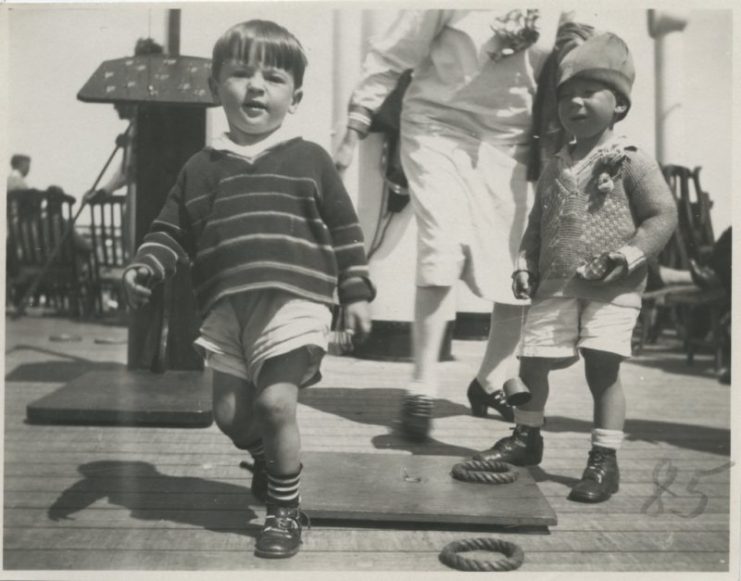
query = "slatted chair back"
(87, 194, 128, 269)
(660, 165, 716, 269)
(6, 188, 78, 272)
(6, 187, 92, 315)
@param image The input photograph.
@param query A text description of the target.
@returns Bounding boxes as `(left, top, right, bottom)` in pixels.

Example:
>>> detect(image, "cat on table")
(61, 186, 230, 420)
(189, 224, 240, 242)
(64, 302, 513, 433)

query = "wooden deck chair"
(6, 188, 96, 317)
(86, 193, 129, 314)
(637, 166, 727, 372)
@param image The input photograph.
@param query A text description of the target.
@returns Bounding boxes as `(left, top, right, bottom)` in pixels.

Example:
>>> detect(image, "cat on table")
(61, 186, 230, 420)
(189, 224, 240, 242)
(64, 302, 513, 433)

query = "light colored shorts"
(194, 290, 332, 388)
(400, 120, 532, 304)
(519, 296, 640, 360)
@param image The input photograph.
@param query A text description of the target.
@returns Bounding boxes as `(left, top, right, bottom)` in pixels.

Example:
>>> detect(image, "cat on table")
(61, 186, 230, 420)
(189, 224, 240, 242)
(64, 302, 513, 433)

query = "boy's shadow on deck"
(47, 461, 260, 536)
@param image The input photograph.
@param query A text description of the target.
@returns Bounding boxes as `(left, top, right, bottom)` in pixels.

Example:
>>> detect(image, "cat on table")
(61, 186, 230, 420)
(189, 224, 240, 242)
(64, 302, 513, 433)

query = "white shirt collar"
(210, 126, 300, 161)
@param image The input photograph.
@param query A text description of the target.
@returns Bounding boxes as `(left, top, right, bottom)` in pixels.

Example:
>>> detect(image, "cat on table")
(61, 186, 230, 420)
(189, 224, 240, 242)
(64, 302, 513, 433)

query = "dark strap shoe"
(568, 446, 619, 503)
(254, 505, 307, 559)
(400, 393, 433, 441)
(473, 424, 543, 466)
(467, 379, 515, 422)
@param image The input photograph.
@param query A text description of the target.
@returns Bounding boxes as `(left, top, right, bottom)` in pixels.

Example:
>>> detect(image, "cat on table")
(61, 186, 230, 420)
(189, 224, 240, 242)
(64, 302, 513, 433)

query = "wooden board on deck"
(300, 451, 557, 528)
(25, 369, 212, 428)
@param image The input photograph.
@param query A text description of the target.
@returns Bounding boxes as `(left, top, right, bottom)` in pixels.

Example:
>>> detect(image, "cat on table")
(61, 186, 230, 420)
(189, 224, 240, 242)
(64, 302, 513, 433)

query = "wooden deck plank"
(3, 526, 729, 554)
(3, 548, 730, 572)
(3, 475, 731, 498)
(5, 507, 730, 532)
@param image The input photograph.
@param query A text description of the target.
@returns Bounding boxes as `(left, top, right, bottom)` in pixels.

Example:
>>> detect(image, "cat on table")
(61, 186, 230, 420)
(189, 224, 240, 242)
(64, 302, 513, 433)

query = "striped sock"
(267, 466, 302, 507)
(245, 440, 265, 464)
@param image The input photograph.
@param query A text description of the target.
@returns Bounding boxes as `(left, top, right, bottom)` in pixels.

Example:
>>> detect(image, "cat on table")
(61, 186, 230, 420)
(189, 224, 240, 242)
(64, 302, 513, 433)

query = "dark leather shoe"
(473, 424, 543, 466)
(400, 394, 433, 441)
(467, 379, 515, 422)
(568, 446, 619, 503)
(255, 505, 305, 559)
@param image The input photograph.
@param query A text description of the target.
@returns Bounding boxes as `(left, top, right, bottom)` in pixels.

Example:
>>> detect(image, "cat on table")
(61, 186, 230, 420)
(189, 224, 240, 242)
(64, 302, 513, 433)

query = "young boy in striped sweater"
(122, 20, 374, 558)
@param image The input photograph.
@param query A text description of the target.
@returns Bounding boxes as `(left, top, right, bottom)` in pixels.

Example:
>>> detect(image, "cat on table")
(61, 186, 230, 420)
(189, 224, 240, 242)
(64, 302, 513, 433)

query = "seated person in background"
(8, 154, 31, 191)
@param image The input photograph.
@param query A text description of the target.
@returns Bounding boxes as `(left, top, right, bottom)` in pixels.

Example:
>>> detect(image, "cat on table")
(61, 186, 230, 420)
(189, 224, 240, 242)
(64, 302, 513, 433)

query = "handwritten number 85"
(642, 459, 733, 518)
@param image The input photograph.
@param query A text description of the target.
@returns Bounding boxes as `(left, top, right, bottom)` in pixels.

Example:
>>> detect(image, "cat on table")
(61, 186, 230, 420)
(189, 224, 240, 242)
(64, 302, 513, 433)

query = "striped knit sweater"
(517, 139, 677, 308)
(128, 137, 375, 316)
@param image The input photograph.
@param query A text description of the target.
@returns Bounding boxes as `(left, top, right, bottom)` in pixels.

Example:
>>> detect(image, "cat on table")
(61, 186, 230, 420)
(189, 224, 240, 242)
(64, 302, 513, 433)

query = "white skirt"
(400, 120, 533, 304)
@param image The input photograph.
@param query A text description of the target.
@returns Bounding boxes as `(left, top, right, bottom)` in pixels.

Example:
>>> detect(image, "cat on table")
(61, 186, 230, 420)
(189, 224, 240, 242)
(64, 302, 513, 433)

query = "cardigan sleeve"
(621, 151, 678, 263)
(347, 10, 447, 136)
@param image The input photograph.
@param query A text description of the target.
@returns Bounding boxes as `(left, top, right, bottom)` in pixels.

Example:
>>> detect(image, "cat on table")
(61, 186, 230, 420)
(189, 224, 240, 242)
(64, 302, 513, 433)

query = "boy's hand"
(601, 251, 629, 283)
(341, 301, 372, 344)
(512, 271, 534, 299)
(122, 266, 154, 309)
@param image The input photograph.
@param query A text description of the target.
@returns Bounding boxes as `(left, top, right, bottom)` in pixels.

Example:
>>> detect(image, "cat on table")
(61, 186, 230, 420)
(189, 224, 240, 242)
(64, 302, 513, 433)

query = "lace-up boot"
(473, 424, 543, 466)
(568, 446, 619, 503)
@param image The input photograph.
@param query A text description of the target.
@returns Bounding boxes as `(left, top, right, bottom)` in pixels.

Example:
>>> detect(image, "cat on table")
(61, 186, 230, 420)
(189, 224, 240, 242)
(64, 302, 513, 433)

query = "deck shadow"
(5, 343, 124, 383)
(543, 416, 730, 456)
(47, 461, 259, 536)
(6, 360, 124, 383)
(629, 351, 719, 378)
(300, 387, 482, 456)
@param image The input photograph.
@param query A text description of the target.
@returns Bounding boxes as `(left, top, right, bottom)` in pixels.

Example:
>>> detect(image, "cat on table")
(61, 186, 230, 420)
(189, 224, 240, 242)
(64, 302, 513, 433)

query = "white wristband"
(615, 245, 646, 273)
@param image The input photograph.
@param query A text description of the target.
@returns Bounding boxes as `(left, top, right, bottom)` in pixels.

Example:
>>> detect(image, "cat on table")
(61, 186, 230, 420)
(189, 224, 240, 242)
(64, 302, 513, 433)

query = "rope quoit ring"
(450, 459, 519, 484)
(439, 537, 525, 572)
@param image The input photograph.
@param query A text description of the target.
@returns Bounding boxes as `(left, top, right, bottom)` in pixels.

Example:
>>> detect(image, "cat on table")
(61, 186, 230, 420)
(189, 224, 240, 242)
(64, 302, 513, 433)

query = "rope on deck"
(439, 537, 525, 572)
(450, 459, 519, 484)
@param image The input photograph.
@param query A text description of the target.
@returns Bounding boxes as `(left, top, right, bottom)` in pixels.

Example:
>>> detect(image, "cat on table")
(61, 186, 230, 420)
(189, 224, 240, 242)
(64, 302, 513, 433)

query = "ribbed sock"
(513, 409, 545, 428)
(267, 466, 302, 507)
(591, 428, 624, 450)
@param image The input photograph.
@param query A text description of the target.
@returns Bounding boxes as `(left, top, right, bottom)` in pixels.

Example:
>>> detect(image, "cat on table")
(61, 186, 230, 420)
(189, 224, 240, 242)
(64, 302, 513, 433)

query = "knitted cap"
(557, 32, 635, 114)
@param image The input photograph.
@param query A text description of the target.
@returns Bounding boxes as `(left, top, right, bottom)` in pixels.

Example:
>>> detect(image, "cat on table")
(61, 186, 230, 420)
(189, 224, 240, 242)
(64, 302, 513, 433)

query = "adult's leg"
(476, 302, 526, 393)
(411, 284, 454, 394)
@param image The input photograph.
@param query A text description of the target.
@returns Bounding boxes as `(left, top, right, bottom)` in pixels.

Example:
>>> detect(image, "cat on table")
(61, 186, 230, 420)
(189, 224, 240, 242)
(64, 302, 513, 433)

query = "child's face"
(210, 58, 302, 144)
(557, 78, 626, 142)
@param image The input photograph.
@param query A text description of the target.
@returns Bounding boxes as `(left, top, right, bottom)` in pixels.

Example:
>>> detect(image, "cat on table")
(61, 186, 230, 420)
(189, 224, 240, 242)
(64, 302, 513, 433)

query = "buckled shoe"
(467, 379, 515, 422)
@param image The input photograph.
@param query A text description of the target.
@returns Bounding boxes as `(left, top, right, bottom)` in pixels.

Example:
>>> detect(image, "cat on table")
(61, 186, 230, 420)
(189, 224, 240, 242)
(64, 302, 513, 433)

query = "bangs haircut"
(212, 20, 307, 88)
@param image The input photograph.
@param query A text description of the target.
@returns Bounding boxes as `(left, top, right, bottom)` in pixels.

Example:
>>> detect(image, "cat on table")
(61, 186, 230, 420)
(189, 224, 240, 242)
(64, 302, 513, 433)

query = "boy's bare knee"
(256, 388, 297, 428)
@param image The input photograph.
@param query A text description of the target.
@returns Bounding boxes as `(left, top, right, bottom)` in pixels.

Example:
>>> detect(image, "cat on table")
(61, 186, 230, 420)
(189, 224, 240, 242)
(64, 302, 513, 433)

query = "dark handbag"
(369, 70, 413, 213)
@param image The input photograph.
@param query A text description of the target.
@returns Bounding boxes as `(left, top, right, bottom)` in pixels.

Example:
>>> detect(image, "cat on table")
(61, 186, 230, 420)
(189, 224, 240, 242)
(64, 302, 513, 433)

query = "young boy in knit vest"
(475, 32, 677, 503)
(122, 20, 374, 557)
